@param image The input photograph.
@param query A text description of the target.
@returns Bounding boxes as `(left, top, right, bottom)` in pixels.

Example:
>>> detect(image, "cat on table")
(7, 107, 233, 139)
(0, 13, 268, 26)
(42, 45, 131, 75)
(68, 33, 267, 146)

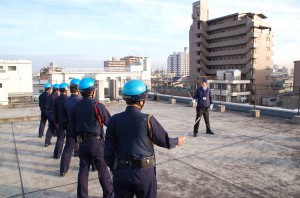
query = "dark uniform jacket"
(104, 106, 178, 171)
(54, 94, 69, 125)
(47, 92, 58, 114)
(39, 91, 49, 111)
(71, 97, 111, 137)
(59, 94, 81, 134)
(193, 87, 212, 108)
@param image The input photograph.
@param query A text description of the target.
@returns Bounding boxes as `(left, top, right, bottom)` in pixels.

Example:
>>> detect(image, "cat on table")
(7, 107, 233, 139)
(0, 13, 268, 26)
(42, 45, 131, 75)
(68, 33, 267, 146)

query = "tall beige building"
(189, 1, 273, 90)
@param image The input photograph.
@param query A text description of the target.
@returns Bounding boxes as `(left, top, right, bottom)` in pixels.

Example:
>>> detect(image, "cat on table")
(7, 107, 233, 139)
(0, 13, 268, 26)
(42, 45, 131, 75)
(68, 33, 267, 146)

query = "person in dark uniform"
(193, 78, 214, 137)
(38, 83, 51, 138)
(53, 83, 69, 159)
(104, 80, 186, 198)
(59, 78, 81, 176)
(45, 83, 60, 147)
(71, 78, 114, 198)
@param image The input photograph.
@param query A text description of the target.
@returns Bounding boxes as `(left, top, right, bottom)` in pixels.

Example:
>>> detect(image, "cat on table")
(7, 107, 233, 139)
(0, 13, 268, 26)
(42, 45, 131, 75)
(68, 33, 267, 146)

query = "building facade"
(189, 0, 273, 104)
(167, 47, 189, 76)
(294, 61, 300, 91)
(0, 60, 33, 105)
(208, 69, 250, 103)
(121, 56, 144, 66)
(104, 57, 126, 68)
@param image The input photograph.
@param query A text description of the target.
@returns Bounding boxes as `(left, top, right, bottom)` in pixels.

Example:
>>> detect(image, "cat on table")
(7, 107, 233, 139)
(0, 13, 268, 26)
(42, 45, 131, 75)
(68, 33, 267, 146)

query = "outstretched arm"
(150, 116, 186, 149)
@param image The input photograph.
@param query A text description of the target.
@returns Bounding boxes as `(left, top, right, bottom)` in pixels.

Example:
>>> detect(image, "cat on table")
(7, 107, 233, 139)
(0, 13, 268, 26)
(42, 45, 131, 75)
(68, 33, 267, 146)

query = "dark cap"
(201, 78, 208, 83)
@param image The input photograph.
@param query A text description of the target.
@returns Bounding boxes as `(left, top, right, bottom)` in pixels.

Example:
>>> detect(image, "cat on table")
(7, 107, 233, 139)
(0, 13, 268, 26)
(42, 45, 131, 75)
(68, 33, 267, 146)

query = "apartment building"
(189, 0, 273, 104)
(121, 56, 144, 66)
(208, 69, 250, 103)
(104, 57, 126, 68)
(294, 60, 300, 91)
(167, 47, 189, 76)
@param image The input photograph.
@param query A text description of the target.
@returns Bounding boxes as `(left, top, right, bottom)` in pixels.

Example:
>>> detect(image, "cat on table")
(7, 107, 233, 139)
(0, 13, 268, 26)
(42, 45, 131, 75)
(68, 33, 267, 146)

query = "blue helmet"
(79, 78, 95, 91)
(70, 78, 80, 86)
(59, 83, 69, 91)
(122, 80, 147, 102)
(53, 84, 60, 90)
(44, 83, 51, 89)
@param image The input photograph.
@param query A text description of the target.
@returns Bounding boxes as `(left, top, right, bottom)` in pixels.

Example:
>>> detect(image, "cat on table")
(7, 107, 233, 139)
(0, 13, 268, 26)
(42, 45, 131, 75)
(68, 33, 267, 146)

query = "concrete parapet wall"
(0, 115, 40, 124)
(148, 93, 298, 119)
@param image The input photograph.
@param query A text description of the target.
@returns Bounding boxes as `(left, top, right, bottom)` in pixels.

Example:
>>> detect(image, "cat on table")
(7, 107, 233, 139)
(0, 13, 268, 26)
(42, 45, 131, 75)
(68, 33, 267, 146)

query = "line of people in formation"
(38, 77, 213, 198)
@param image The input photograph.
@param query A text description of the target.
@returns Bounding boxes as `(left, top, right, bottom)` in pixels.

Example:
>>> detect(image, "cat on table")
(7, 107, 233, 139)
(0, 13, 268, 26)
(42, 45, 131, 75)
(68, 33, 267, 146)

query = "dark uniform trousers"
(45, 112, 57, 145)
(193, 107, 212, 133)
(60, 130, 79, 174)
(77, 138, 113, 198)
(38, 110, 47, 137)
(53, 127, 66, 158)
(114, 165, 157, 198)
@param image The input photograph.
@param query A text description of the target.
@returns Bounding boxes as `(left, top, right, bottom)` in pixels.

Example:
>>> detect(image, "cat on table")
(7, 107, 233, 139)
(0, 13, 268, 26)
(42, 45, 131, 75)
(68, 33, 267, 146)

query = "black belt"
(119, 156, 155, 168)
(81, 135, 101, 141)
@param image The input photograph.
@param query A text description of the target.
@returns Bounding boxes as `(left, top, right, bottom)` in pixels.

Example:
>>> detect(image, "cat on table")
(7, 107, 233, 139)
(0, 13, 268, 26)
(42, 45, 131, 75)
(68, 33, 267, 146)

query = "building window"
(0, 66, 3, 69)
(8, 66, 17, 71)
(266, 37, 270, 41)
(0, 83, 2, 88)
(267, 47, 270, 51)
(265, 76, 269, 80)
(266, 56, 270, 61)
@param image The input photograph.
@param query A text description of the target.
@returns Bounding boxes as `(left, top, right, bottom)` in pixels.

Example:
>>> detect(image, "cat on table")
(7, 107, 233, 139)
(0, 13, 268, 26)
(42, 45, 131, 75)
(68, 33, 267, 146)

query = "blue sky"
(0, 0, 299, 72)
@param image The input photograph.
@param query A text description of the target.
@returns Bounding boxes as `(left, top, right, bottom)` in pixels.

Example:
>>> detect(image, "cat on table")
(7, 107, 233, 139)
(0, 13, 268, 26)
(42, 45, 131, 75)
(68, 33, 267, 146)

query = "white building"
(208, 69, 250, 103)
(0, 60, 33, 105)
(167, 47, 189, 76)
(46, 57, 152, 101)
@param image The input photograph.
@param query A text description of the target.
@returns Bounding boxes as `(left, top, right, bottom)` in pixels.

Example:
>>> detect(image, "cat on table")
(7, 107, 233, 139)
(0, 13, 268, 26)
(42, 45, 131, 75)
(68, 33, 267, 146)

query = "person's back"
(71, 78, 114, 198)
(104, 80, 186, 198)
(47, 91, 58, 114)
(39, 91, 49, 111)
(72, 98, 103, 136)
(110, 107, 154, 161)
(65, 95, 81, 124)
(38, 83, 51, 138)
(60, 78, 81, 176)
(45, 84, 59, 147)
(53, 83, 69, 159)
(54, 94, 69, 124)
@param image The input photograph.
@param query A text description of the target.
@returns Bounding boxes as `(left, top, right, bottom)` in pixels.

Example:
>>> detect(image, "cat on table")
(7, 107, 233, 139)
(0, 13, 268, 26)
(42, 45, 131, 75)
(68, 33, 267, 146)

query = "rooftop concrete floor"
(0, 101, 299, 198)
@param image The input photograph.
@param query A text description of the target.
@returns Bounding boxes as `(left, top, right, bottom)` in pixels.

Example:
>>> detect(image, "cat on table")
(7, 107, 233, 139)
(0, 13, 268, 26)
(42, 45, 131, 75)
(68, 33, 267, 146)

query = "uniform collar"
(70, 94, 79, 97)
(126, 105, 141, 112)
(200, 87, 208, 91)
